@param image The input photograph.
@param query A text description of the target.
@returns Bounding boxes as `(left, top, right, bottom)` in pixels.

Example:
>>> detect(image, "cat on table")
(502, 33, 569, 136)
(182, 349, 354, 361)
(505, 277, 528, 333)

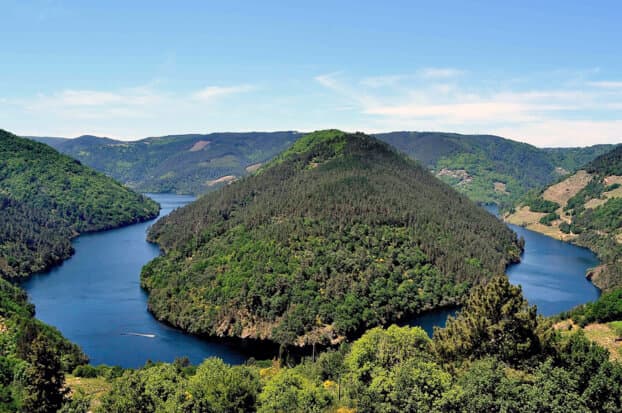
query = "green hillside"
(506, 144, 622, 291)
(0, 129, 160, 277)
(142, 130, 522, 346)
(41, 132, 300, 194)
(376, 131, 614, 205)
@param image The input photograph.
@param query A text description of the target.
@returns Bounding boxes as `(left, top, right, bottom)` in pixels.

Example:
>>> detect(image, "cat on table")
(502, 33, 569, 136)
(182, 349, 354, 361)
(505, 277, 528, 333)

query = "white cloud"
(193, 84, 256, 101)
(587, 81, 622, 89)
(493, 120, 622, 147)
(313, 71, 622, 147)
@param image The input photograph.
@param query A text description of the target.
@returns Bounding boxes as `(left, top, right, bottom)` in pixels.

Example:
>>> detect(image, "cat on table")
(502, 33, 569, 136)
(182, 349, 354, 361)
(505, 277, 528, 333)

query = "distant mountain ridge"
(31, 132, 300, 194)
(28, 131, 614, 204)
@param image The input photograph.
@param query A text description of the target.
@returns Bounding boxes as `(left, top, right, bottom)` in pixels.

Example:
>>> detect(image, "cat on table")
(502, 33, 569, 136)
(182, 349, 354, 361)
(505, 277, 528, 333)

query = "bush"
(539, 212, 560, 226)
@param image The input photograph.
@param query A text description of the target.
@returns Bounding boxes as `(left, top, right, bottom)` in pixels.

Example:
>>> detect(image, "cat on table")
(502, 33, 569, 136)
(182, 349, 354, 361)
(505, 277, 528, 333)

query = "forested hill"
(506, 144, 622, 291)
(142, 130, 522, 346)
(375, 131, 614, 205)
(34, 131, 300, 194)
(0, 129, 159, 278)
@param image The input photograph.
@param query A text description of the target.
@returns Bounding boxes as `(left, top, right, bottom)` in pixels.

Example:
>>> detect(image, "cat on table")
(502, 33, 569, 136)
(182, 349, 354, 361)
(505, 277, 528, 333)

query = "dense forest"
(508, 144, 622, 292)
(32, 132, 300, 194)
(143, 130, 522, 346)
(0, 129, 160, 277)
(376, 131, 613, 205)
(60, 276, 622, 412)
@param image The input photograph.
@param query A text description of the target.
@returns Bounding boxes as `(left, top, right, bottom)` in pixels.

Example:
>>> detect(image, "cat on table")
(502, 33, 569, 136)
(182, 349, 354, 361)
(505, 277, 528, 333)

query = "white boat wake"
(121, 332, 156, 338)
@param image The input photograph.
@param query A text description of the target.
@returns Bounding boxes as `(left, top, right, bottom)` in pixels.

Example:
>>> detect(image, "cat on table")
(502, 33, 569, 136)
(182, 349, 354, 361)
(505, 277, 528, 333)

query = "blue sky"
(1, 1, 621, 146)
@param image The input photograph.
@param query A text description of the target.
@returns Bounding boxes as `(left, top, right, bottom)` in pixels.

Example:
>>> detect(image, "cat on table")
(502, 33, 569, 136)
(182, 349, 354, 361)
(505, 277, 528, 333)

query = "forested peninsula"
(143, 130, 522, 346)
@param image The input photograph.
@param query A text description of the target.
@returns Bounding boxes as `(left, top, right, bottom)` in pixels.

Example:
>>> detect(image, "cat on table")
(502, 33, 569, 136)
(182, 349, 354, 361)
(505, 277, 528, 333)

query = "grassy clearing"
(584, 323, 622, 362)
(65, 374, 112, 411)
(554, 319, 622, 362)
(542, 170, 592, 207)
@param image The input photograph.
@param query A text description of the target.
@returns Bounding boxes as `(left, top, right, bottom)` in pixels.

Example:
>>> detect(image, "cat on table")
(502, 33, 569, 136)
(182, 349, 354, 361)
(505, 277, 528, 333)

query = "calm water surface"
(409, 204, 600, 333)
(21, 198, 600, 366)
(20, 194, 273, 367)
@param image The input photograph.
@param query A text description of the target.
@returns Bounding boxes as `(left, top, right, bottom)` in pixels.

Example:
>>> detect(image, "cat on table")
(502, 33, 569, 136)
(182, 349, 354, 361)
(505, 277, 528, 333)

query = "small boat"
(121, 332, 156, 338)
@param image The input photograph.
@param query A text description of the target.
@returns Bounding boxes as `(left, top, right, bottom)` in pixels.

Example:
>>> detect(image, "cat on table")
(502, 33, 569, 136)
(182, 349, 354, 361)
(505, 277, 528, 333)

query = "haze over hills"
(31, 132, 300, 194)
(0, 129, 160, 278)
(142, 130, 522, 345)
(506, 144, 622, 291)
(29, 132, 614, 205)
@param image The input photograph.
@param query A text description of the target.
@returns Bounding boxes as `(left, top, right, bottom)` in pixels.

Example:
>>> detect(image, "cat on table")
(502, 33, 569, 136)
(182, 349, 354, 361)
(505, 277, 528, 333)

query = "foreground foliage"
(79, 276, 622, 412)
(0, 278, 87, 412)
(143, 131, 521, 345)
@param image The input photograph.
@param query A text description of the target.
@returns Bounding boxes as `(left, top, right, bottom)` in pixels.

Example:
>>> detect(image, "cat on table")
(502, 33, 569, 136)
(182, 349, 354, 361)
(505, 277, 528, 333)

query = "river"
(21, 195, 600, 367)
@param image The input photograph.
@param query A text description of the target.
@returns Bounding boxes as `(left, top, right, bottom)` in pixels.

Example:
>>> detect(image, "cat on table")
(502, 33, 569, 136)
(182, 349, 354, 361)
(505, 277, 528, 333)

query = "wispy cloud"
(360, 75, 406, 88)
(193, 84, 256, 101)
(4, 82, 260, 138)
(313, 70, 622, 146)
(418, 67, 464, 79)
(587, 81, 622, 89)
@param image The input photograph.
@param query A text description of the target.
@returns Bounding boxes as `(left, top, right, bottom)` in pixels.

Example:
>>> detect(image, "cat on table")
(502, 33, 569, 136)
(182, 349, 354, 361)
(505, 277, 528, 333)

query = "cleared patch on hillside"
(436, 168, 473, 185)
(542, 170, 592, 207)
(494, 182, 509, 194)
(505, 206, 546, 226)
(65, 375, 111, 411)
(245, 162, 262, 173)
(585, 175, 622, 209)
(189, 140, 211, 151)
(504, 206, 574, 241)
(555, 319, 622, 362)
(585, 198, 607, 209)
(604, 175, 622, 186)
(554, 166, 570, 175)
(584, 323, 622, 362)
(206, 175, 237, 187)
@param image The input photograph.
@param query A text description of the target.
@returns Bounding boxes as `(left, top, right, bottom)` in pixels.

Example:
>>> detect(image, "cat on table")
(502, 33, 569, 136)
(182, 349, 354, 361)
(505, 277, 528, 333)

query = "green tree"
(181, 358, 260, 413)
(258, 369, 332, 413)
(434, 276, 542, 365)
(21, 333, 67, 413)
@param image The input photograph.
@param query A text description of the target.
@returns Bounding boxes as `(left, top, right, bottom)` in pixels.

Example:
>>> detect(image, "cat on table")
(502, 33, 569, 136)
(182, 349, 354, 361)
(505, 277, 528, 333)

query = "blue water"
(505, 223, 600, 316)
(20, 194, 272, 368)
(21, 197, 600, 366)
(487, 204, 600, 316)
(409, 204, 600, 334)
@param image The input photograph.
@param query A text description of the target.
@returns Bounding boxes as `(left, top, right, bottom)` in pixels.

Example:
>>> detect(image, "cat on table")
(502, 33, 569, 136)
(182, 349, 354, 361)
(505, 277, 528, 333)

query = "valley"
(1, 128, 620, 412)
(505, 145, 622, 292)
